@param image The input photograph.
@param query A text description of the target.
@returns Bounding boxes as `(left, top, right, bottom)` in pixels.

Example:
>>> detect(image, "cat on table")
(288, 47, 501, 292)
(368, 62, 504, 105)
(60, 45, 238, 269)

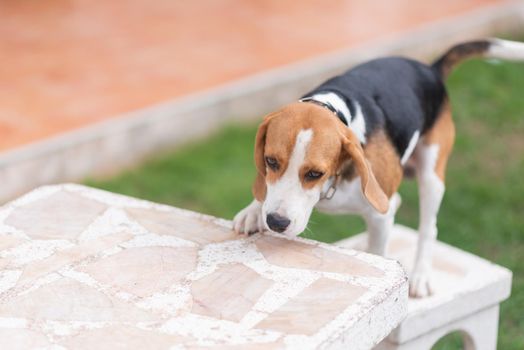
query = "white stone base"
(376, 305, 499, 350)
(337, 225, 512, 350)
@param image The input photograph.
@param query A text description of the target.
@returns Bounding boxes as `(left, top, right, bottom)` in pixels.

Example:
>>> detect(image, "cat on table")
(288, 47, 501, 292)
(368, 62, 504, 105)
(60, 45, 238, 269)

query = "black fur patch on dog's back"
(304, 57, 447, 158)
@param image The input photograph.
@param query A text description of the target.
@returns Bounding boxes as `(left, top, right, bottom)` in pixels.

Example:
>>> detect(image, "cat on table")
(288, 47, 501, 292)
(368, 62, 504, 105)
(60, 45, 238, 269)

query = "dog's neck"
(299, 92, 351, 126)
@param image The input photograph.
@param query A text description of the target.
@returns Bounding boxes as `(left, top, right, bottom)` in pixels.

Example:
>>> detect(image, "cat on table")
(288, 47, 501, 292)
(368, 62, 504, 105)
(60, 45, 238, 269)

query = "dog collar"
(299, 97, 348, 126)
(320, 172, 341, 200)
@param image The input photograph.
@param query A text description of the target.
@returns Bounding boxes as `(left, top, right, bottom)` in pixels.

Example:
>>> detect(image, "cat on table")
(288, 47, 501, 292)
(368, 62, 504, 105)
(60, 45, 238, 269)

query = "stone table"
(0, 184, 407, 349)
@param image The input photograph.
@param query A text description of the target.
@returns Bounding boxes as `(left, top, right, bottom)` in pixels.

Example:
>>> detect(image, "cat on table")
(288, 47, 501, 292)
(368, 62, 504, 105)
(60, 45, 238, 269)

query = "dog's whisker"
(303, 225, 316, 239)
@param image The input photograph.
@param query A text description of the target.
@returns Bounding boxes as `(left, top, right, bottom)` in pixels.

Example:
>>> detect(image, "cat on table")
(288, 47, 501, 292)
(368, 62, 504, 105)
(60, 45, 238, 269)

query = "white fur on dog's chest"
(315, 177, 370, 215)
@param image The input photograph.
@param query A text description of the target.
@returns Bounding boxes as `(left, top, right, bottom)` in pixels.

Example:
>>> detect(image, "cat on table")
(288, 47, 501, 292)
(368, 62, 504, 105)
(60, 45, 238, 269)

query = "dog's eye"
(305, 170, 324, 181)
(265, 157, 279, 170)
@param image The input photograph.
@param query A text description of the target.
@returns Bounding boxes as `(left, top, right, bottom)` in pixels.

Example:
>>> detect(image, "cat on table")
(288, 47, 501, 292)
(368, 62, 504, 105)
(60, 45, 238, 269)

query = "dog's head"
(253, 102, 388, 236)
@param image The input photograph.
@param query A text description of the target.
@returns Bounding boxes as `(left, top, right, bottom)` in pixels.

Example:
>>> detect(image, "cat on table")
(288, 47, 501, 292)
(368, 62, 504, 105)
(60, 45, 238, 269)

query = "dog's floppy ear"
(340, 131, 389, 214)
(252, 113, 276, 201)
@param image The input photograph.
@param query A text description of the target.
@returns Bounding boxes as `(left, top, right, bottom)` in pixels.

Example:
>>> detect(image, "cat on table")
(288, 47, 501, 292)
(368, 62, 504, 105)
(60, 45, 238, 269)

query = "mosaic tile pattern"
(0, 184, 407, 349)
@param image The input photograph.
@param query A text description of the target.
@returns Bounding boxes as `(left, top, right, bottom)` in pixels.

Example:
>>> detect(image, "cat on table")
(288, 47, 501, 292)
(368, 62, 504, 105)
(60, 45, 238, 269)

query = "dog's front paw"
(409, 266, 434, 298)
(233, 200, 265, 235)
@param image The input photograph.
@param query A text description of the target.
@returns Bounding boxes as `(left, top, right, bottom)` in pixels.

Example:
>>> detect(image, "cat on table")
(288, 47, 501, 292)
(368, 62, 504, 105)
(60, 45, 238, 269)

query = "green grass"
(86, 59, 524, 349)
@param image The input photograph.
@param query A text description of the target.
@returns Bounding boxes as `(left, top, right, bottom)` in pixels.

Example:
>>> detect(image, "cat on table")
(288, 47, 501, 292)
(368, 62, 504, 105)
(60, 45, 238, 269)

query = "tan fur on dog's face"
(253, 102, 388, 236)
(264, 105, 342, 187)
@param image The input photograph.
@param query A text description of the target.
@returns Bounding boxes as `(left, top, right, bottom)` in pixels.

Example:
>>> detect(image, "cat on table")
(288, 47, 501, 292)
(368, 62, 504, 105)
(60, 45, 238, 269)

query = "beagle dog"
(233, 38, 524, 297)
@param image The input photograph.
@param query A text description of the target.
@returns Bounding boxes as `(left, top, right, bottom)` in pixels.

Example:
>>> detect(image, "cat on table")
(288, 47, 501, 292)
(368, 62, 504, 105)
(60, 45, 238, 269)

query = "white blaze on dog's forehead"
(265, 128, 313, 200)
(401, 130, 420, 165)
(285, 129, 313, 180)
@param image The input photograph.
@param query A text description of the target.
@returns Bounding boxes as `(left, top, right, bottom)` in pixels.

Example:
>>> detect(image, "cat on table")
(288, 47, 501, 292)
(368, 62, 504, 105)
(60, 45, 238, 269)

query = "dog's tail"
(432, 38, 524, 79)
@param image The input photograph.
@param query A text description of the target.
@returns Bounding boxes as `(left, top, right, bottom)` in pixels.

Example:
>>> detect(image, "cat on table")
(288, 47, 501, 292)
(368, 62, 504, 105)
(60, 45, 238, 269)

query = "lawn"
(86, 58, 524, 349)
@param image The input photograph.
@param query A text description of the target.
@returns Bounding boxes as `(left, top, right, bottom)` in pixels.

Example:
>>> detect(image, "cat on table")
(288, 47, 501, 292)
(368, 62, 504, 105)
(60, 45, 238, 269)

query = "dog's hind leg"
(411, 103, 455, 298)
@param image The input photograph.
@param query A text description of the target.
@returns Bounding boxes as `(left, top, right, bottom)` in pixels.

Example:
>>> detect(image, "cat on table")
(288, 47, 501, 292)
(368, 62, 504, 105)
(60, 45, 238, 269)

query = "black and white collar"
(299, 96, 348, 126)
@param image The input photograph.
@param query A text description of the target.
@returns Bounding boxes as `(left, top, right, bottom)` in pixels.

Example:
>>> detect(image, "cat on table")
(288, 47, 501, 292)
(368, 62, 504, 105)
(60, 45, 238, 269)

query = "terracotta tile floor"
(0, 0, 506, 151)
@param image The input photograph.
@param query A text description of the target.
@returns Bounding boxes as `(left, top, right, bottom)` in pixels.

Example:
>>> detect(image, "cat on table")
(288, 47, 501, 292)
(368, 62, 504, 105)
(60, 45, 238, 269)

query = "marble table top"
(0, 184, 407, 349)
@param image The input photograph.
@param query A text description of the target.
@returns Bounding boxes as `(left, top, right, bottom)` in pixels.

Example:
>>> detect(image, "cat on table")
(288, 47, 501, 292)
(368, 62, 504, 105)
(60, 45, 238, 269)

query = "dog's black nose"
(266, 213, 290, 233)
